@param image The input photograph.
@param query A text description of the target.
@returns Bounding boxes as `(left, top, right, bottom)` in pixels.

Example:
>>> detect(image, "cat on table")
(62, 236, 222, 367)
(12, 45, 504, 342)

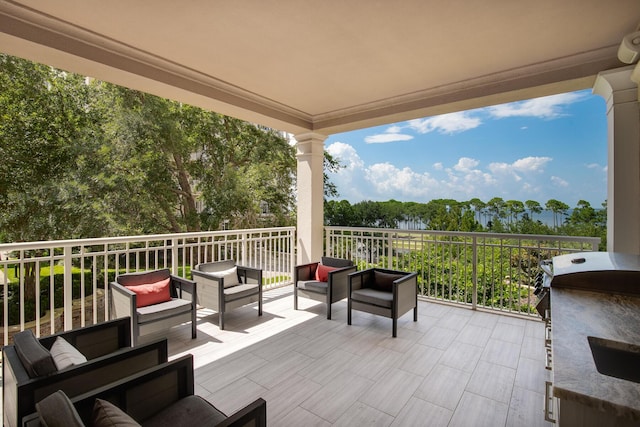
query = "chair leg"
(192, 311, 197, 339)
(347, 300, 352, 325)
(293, 288, 298, 310)
(258, 297, 263, 316)
(327, 302, 332, 320)
(392, 318, 397, 338)
(219, 311, 225, 330)
(414, 306, 418, 322)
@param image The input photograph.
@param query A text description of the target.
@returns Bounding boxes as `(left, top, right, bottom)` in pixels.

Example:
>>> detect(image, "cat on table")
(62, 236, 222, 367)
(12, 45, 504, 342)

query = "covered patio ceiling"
(0, 1, 638, 135)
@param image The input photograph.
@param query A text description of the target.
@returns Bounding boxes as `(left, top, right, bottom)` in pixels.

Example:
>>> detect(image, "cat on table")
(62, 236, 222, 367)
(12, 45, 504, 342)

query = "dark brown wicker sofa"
(23, 355, 267, 427)
(3, 317, 168, 427)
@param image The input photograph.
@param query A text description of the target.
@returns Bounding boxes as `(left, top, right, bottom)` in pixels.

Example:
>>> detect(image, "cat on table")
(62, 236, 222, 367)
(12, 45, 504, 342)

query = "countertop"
(552, 288, 640, 421)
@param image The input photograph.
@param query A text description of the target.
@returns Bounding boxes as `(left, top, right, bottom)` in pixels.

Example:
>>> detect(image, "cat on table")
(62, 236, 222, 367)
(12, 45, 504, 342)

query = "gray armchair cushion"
(136, 298, 193, 324)
(351, 288, 394, 308)
(224, 284, 260, 302)
(321, 257, 354, 268)
(13, 330, 57, 378)
(143, 395, 227, 427)
(93, 399, 141, 427)
(297, 280, 328, 293)
(35, 390, 84, 427)
(372, 270, 405, 292)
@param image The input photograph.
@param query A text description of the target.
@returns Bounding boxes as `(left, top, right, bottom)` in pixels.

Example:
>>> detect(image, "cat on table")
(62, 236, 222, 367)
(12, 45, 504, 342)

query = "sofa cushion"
(315, 264, 338, 282)
(13, 329, 57, 378)
(224, 284, 260, 302)
(126, 277, 172, 308)
(50, 336, 87, 370)
(373, 270, 405, 292)
(351, 288, 394, 308)
(93, 398, 141, 427)
(36, 390, 85, 427)
(137, 298, 192, 324)
(321, 257, 354, 268)
(297, 280, 328, 294)
(142, 395, 226, 427)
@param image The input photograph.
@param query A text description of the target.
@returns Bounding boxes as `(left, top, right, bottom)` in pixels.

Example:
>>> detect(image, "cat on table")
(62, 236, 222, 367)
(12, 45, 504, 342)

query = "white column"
(295, 132, 327, 264)
(593, 66, 640, 253)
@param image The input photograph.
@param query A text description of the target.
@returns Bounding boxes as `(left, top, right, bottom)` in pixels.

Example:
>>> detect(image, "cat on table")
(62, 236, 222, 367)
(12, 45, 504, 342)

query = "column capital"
(594, 66, 637, 108)
(294, 132, 327, 156)
(293, 132, 328, 143)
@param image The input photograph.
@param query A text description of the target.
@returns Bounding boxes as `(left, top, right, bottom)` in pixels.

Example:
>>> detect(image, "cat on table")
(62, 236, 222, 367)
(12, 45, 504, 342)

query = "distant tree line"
(325, 198, 607, 249)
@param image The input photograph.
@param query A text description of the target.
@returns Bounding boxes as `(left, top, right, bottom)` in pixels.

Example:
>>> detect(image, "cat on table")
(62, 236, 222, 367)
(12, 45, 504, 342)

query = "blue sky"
(324, 89, 607, 208)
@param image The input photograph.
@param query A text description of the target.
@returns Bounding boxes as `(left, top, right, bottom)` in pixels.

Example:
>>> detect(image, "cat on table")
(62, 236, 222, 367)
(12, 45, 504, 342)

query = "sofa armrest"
(294, 262, 319, 282)
(39, 318, 132, 359)
(61, 354, 194, 424)
(327, 265, 357, 301)
(215, 398, 267, 427)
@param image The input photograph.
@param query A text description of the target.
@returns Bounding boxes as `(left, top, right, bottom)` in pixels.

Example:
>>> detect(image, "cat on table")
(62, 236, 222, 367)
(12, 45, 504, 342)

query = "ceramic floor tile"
(449, 391, 509, 427)
(466, 360, 517, 403)
(440, 340, 483, 373)
(481, 338, 521, 369)
(419, 325, 458, 349)
(359, 368, 424, 416)
(390, 397, 453, 427)
(398, 343, 444, 377)
(414, 364, 471, 410)
(333, 402, 394, 427)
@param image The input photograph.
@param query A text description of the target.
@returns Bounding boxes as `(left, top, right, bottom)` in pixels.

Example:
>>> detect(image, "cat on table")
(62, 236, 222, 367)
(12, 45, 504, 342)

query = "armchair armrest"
(294, 262, 319, 282)
(237, 265, 262, 284)
(109, 281, 137, 321)
(216, 398, 267, 427)
(171, 275, 197, 301)
(348, 269, 372, 292)
(394, 272, 418, 315)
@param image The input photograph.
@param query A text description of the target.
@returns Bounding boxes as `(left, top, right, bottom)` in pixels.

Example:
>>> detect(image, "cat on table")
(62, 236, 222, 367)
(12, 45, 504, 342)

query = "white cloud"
(551, 176, 569, 187)
(407, 111, 482, 135)
(364, 126, 414, 144)
(453, 157, 480, 172)
(365, 163, 438, 198)
(488, 92, 585, 119)
(433, 162, 443, 170)
(489, 156, 552, 174)
(326, 141, 363, 170)
(586, 163, 606, 172)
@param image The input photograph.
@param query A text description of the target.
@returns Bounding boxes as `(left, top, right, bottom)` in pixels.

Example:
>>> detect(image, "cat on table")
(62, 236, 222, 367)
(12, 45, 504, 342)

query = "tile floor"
(150, 285, 553, 427)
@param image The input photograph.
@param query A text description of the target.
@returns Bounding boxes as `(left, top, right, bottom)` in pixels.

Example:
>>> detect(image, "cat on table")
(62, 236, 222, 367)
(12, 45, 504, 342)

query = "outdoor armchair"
(191, 260, 263, 330)
(294, 256, 356, 319)
(2, 318, 169, 427)
(23, 354, 267, 427)
(110, 269, 197, 345)
(348, 267, 418, 337)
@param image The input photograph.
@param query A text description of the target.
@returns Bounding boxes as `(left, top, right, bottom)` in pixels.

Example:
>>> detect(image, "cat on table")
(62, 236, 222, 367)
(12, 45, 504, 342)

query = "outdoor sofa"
(23, 354, 267, 427)
(2, 317, 168, 427)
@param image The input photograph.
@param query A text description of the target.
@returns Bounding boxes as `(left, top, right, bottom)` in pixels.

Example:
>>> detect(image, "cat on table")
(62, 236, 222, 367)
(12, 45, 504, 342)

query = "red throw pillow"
(315, 264, 338, 282)
(125, 277, 171, 308)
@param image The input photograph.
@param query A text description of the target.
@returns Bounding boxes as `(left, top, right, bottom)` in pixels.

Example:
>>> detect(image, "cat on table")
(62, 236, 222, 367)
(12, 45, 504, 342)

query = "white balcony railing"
(325, 227, 600, 316)
(0, 226, 601, 346)
(0, 227, 295, 345)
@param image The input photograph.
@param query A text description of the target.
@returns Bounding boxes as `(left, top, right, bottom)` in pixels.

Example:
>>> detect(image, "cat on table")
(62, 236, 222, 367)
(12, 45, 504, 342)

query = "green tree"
(525, 200, 542, 221)
(545, 199, 570, 229)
